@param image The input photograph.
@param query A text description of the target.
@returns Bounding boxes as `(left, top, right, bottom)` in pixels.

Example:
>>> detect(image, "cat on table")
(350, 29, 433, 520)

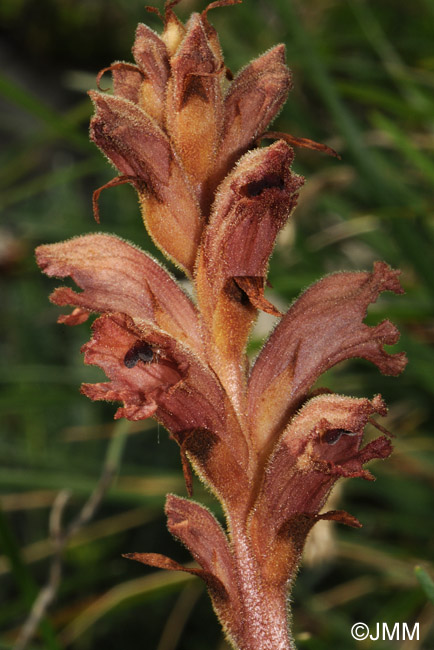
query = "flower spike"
(36, 4, 407, 649)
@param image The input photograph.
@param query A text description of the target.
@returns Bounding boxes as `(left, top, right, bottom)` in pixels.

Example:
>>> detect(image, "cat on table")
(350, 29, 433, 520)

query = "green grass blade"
(0, 509, 62, 650)
(372, 111, 434, 184)
(0, 158, 101, 209)
(415, 566, 434, 604)
(278, 1, 434, 300)
(0, 73, 89, 149)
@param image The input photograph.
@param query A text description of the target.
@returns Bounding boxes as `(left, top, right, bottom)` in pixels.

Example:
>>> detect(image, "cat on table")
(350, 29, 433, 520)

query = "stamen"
(124, 342, 155, 368)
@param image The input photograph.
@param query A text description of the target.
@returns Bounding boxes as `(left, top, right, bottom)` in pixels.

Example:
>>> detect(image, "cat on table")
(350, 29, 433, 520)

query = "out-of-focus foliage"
(0, 0, 433, 648)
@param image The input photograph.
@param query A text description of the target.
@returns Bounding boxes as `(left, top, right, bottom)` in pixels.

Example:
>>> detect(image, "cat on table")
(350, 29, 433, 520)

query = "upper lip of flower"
(35, 233, 203, 351)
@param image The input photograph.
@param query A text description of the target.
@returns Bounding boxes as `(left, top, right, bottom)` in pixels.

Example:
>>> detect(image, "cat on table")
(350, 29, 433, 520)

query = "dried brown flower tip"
(36, 3, 406, 649)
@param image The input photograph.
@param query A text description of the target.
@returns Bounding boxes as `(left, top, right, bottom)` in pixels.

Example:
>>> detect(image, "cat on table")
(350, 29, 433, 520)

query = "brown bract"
(36, 3, 407, 649)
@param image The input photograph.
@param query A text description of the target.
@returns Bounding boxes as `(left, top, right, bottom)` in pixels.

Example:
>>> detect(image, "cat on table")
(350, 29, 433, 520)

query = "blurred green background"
(1, 0, 433, 648)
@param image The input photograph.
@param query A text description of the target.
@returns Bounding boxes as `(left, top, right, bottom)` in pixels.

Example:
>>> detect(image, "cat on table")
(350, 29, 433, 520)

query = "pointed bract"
(165, 495, 236, 598)
(166, 13, 223, 190)
(161, 3, 186, 56)
(126, 494, 243, 647)
(109, 63, 144, 105)
(132, 23, 170, 123)
(210, 45, 292, 193)
(125, 551, 225, 592)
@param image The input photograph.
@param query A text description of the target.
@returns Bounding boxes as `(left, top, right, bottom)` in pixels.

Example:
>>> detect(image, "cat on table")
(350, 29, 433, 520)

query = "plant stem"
(228, 523, 294, 650)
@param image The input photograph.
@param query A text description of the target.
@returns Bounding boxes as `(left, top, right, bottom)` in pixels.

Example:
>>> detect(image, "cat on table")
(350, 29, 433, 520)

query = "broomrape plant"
(36, 1, 407, 648)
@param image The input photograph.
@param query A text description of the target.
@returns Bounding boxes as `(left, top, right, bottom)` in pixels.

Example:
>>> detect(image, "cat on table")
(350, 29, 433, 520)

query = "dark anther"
(242, 172, 285, 198)
(225, 278, 251, 306)
(323, 429, 358, 445)
(124, 341, 155, 368)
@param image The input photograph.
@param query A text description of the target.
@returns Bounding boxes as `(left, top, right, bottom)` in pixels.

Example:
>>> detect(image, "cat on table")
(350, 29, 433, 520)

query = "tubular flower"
(36, 2, 406, 649)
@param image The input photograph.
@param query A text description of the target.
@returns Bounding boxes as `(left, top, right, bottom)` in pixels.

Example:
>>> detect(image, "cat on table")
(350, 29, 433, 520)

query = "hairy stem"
(227, 521, 295, 650)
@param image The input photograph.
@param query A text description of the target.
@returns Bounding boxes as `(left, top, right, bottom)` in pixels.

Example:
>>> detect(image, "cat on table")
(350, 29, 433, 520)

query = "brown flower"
(36, 3, 406, 649)
(248, 261, 407, 459)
